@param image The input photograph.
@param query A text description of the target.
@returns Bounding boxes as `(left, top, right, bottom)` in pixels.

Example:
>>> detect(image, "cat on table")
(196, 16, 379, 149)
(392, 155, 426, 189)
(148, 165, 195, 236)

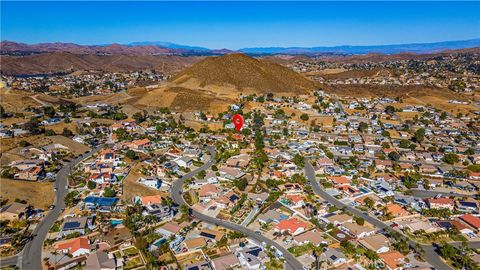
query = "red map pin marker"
(232, 114, 244, 132)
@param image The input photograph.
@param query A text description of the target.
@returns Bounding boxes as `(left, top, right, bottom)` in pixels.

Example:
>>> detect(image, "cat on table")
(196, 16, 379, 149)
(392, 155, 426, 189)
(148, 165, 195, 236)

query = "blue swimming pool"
(110, 220, 123, 226)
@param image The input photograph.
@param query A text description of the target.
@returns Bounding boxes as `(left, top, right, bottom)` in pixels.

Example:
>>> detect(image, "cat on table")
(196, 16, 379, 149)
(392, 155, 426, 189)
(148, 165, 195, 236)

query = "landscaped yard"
(122, 246, 139, 257)
(287, 243, 314, 257)
(124, 256, 144, 270)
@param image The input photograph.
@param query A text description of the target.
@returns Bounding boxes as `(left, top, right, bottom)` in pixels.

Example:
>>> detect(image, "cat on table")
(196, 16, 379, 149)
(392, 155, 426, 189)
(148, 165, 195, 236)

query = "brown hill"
(169, 53, 317, 94)
(0, 52, 202, 75)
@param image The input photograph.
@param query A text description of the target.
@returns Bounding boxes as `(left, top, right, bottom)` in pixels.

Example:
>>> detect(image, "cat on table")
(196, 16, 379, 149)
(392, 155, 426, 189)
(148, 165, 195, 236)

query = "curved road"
(411, 189, 477, 199)
(171, 146, 304, 270)
(304, 161, 454, 270)
(0, 147, 101, 269)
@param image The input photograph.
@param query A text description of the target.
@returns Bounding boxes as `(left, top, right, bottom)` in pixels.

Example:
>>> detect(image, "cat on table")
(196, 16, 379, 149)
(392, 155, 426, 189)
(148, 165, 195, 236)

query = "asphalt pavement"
(171, 146, 304, 270)
(411, 189, 477, 199)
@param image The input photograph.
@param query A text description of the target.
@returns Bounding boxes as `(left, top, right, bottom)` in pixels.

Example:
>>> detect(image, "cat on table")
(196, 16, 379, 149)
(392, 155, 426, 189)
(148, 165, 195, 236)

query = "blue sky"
(1, 1, 479, 49)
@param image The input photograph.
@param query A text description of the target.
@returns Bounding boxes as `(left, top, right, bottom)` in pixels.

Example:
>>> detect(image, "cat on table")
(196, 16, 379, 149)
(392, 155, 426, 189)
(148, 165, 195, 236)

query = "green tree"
(233, 178, 248, 191)
(364, 197, 375, 209)
(358, 122, 368, 132)
(467, 164, 480, 173)
(62, 127, 73, 137)
(43, 106, 56, 118)
(45, 129, 56, 136)
(399, 139, 410, 149)
(180, 205, 190, 215)
(24, 117, 41, 134)
(442, 153, 459, 164)
(293, 153, 305, 168)
(355, 217, 365, 225)
(125, 150, 137, 160)
(87, 181, 96, 190)
(413, 128, 426, 143)
(19, 140, 30, 147)
(103, 188, 116, 197)
(385, 105, 395, 114)
(300, 113, 309, 121)
(133, 111, 146, 123)
(388, 152, 400, 161)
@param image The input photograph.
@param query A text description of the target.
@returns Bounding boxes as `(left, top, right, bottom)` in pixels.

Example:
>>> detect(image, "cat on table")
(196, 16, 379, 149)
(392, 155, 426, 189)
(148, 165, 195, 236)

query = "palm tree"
(312, 244, 325, 270)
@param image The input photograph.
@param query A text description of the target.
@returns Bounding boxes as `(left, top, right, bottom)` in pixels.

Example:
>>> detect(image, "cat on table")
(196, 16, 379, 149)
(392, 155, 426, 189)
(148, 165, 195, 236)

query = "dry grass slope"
(170, 53, 318, 94)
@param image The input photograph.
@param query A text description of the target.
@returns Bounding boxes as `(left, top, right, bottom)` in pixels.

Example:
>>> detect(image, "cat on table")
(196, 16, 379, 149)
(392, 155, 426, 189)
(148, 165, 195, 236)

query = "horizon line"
(2, 37, 480, 51)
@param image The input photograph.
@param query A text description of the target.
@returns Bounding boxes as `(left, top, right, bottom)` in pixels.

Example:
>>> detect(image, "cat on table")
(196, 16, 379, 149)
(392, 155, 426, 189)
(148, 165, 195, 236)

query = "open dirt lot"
(1, 135, 90, 156)
(0, 177, 54, 209)
(0, 88, 41, 112)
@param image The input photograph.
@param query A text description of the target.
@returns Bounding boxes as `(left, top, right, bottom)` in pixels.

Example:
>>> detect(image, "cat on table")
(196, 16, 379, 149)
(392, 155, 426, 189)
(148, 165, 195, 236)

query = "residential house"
(274, 218, 309, 236)
(198, 184, 220, 202)
(126, 138, 151, 151)
(425, 198, 455, 211)
(0, 202, 29, 221)
(292, 229, 325, 246)
(384, 203, 410, 219)
(83, 197, 118, 212)
(138, 177, 163, 190)
(237, 246, 267, 270)
(321, 248, 348, 267)
(212, 252, 241, 270)
(342, 222, 376, 239)
(175, 156, 193, 168)
(156, 222, 181, 238)
(218, 166, 245, 181)
(358, 234, 390, 253)
(323, 213, 353, 226)
(257, 209, 288, 224)
(59, 216, 93, 238)
(85, 251, 116, 270)
(88, 173, 117, 185)
(14, 166, 44, 181)
(185, 260, 213, 270)
(55, 237, 91, 257)
(379, 251, 406, 270)
(459, 214, 480, 231)
(183, 237, 206, 251)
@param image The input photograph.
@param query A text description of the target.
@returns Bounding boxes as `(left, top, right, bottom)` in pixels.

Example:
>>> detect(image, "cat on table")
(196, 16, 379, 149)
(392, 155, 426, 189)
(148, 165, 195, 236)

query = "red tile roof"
(460, 214, 480, 229)
(56, 237, 89, 254)
(141, 195, 162, 205)
(426, 198, 454, 205)
(327, 176, 350, 185)
(275, 218, 309, 234)
(286, 194, 304, 204)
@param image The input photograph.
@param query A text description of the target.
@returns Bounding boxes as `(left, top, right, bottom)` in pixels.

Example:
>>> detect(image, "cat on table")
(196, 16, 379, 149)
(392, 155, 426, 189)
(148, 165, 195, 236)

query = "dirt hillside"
(169, 53, 318, 94)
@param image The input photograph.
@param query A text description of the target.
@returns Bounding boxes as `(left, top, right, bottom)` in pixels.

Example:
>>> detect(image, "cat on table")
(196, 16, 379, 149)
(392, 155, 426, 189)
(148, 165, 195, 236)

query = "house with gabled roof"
(55, 237, 91, 257)
(274, 217, 309, 236)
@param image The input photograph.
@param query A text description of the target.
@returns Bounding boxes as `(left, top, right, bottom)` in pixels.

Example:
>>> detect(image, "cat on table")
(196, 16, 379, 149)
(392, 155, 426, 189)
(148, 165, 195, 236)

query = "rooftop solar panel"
(199, 232, 216, 239)
(63, 221, 82, 230)
(247, 247, 261, 257)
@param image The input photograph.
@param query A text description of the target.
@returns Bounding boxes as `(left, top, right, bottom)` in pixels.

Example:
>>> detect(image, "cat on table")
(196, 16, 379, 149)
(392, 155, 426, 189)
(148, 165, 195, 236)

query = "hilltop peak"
(169, 53, 317, 94)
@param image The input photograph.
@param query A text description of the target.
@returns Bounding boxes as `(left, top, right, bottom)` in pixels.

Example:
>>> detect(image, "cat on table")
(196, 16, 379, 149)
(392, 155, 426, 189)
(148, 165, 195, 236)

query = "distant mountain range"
(239, 39, 480, 55)
(128, 41, 210, 52)
(1, 38, 479, 56)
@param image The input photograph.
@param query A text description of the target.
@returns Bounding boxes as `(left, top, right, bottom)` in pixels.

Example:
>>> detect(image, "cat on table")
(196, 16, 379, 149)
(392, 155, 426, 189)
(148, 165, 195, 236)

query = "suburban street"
(0, 147, 101, 269)
(411, 189, 477, 199)
(304, 161, 454, 270)
(171, 146, 304, 270)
